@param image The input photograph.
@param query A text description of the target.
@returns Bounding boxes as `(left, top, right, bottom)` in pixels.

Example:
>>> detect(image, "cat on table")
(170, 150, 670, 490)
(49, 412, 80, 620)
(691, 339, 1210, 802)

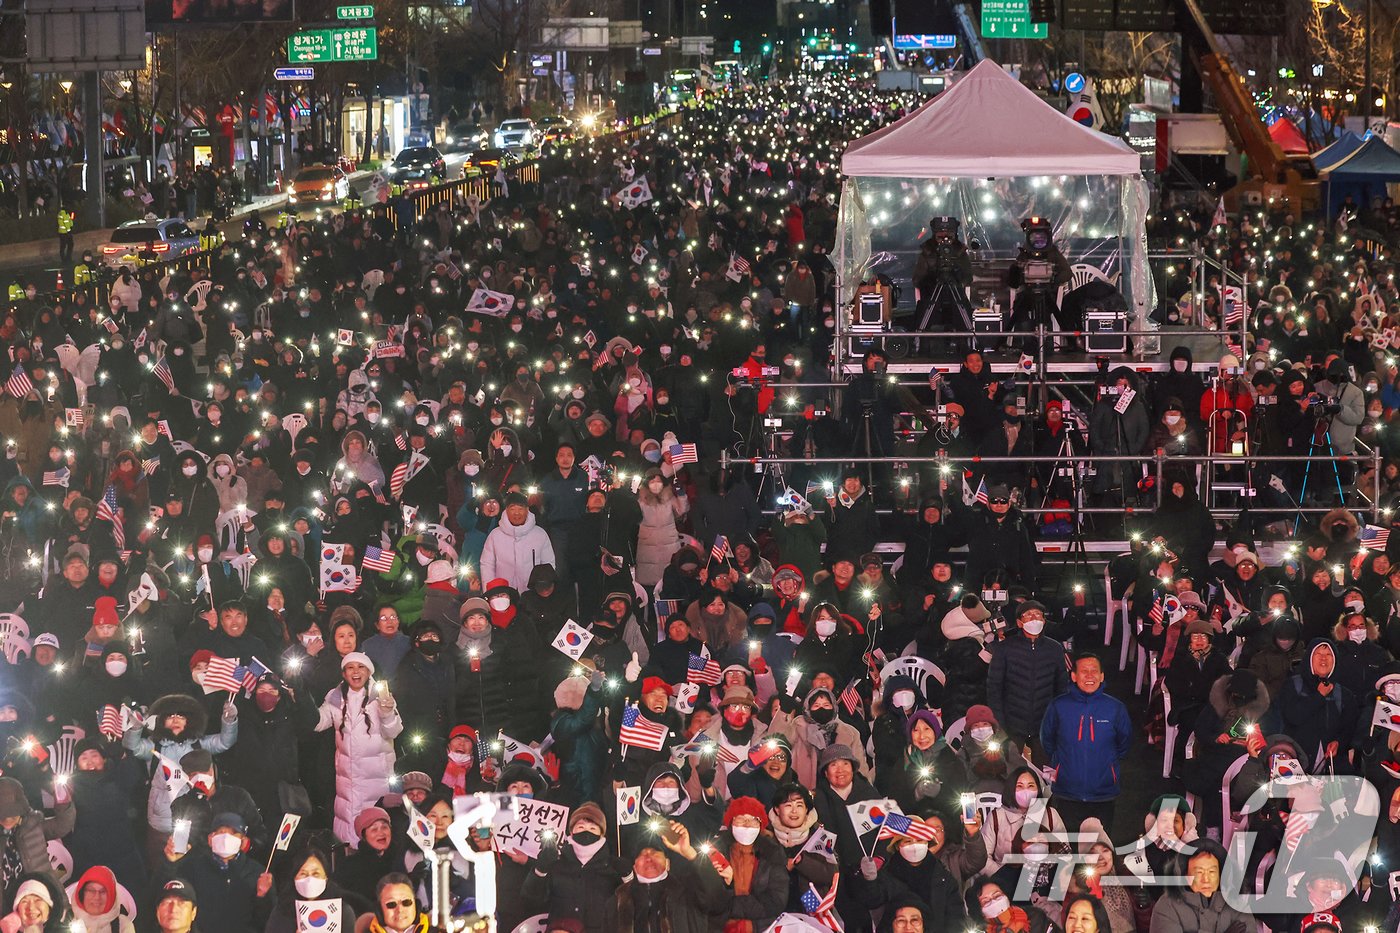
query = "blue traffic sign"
(1064, 72, 1085, 93)
(274, 66, 315, 81)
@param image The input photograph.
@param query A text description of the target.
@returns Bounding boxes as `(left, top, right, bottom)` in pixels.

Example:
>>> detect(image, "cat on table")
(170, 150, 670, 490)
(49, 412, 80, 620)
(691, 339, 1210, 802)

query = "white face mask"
(367, 412, 381, 424)
(1022, 618, 1045, 636)
(210, 832, 242, 858)
(415, 415, 430, 426)
(970, 725, 995, 743)
(892, 690, 915, 711)
(1014, 787, 1037, 809)
(294, 876, 326, 898)
(652, 787, 680, 807)
(416, 552, 432, 566)
(499, 444, 513, 457)
(297, 465, 311, 476)
(1346, 600, 1365, 613)
(446, 750, 471, 764)
(105, 658, 128, 677)
(1172, 359, 1188, 372)
(465, 464, 480, 476)
(182, 465, 198, 477)
(571, 388, 585, 399)
(1164, 414, 1181, 425)
(981, 896, 1011, 920)
(1386, 682, 1400, 702)
(814, 618, 837, 637)
(1349, 628, 1367, 644)
(731, 825, 760, 846)
(489, 596, 511, 612)
(900, 842, 928, 863)
(215, 465, 231, 478)
(197, 548, 214, 563)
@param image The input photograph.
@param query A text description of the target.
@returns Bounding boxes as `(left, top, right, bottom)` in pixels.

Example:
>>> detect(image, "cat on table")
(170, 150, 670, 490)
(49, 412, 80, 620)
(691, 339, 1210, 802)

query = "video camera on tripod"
(1307, 392, 1342, 417)
(1018, 217, 1057, 286)
(730, 365, 780, 387)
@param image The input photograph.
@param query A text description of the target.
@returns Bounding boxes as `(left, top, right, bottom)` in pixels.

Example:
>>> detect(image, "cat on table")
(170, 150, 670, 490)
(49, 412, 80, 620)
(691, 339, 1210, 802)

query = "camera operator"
(1317, 358, 1366, 483)
(1006, 217, 1072, 344)
(912, 216, 974, 337)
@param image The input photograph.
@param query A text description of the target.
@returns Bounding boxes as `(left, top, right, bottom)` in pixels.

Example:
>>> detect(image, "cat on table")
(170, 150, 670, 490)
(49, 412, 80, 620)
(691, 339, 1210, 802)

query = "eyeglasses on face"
(381, 900, 415, 910)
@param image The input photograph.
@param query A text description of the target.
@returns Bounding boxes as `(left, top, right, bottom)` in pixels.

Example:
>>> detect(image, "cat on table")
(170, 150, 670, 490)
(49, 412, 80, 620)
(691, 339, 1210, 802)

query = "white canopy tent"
(836, 59, 1155, 348)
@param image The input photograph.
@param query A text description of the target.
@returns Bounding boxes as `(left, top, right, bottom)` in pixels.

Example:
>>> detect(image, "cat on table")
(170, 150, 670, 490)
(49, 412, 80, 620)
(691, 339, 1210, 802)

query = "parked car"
(287, 164, 350, 206)
(536, 116, 575, 148)
(461, 147, 516, 177)
(99, 219, 202, 268)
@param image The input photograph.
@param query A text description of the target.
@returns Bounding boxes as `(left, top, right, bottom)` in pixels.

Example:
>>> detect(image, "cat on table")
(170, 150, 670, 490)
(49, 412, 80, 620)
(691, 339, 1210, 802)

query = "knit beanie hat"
(723, 796, 770, 829)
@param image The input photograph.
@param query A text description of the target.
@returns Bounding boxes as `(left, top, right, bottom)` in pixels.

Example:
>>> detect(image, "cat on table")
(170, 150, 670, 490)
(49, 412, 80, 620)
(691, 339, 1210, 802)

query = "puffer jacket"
(607, 855, 729, 933)
(1149, 886, 1257, 933)
(453, 615, 546, 741)
(986, 633, 1069, 740)
(122, 692, 238, 832)
(1040, 682, 1133, 802)
(0, 782, 74, 882)
(479, 510, 556, 591)
(1276, 639, 1360, 765)
(206, 453, 248, 512)
(635, 477, 686, 587)
(521, 842, 626, 933)
(314, 682, 403, 843)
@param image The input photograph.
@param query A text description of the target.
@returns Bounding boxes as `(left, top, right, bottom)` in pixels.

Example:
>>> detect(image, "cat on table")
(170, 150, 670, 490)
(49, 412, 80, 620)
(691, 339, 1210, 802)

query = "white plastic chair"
(1220, 753, 1252, 848)
(1162, 681, 1177, 778)
(1103, 566, 1123, 649)
(941, 716, 965, 750)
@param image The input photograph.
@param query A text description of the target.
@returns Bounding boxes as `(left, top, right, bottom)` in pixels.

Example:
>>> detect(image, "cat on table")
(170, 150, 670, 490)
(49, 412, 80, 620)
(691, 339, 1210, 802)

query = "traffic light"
(762, 42, 772, 53)
(806, 36, 818, 47)
(1029, 0, 1054, 23)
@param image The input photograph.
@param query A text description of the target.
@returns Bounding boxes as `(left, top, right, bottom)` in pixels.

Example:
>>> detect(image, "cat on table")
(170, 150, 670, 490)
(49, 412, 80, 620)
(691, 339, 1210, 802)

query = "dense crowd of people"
(1, 72, 1400, 933)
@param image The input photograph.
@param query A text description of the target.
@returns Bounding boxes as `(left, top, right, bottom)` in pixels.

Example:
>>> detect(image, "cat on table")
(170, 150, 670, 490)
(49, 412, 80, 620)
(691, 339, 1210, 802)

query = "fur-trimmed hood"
(148, 693, 208, 741)
(1207, 672, 1270, 721)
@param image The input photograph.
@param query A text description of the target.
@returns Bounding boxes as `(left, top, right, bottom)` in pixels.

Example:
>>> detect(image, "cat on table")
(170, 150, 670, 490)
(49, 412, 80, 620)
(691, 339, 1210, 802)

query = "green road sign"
(330, 25, 378, 60)
(288, 30, 330, 62)
(336, 5, 373, 18)
(287, 26, 378, 62)
(981, 0, 1049, 38)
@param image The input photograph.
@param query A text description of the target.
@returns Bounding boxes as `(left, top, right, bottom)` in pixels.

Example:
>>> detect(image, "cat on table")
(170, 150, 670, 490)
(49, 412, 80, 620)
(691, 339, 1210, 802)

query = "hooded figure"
(67, 866, 135, 933)
(619, 761, 720, 860)
(1276, 640, 1359, 769)
(0, 779, 74, 886)
(479, 496, 556, 593)
(774, 687, 872, 789)
(122, 692, 238, 834)
(205, 454, 248, 513)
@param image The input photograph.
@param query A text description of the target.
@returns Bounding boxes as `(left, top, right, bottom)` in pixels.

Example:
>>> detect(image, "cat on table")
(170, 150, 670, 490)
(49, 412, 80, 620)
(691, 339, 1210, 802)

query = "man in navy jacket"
(1040, 652, 1133, 838)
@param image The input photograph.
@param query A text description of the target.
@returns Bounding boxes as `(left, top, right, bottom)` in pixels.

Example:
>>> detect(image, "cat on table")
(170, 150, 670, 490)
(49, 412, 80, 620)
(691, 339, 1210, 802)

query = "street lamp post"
(1365, 0, 1373, 127)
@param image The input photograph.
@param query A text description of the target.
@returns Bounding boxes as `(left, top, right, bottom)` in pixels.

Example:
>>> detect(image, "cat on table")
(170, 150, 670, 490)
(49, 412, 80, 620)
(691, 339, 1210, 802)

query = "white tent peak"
(842, 59, 1141, 178)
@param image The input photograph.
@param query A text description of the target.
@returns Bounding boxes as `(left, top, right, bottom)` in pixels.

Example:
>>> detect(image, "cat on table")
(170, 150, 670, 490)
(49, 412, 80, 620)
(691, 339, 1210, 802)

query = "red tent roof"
(1269, 119, 1310, 155)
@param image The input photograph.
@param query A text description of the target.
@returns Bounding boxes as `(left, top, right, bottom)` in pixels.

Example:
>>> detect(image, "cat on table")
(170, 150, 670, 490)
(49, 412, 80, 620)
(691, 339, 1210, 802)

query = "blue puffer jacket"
(1040, 684, 1132, 802)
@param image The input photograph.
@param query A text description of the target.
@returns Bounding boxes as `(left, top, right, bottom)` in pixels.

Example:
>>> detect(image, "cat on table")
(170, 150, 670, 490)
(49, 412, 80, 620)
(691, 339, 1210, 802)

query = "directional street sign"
(336, 4, 373, 17)
(287, 26, 378, 63)
(330, 25, 378, 60)
(274, 66, 315, 80)
(980, 0, 1048, 38)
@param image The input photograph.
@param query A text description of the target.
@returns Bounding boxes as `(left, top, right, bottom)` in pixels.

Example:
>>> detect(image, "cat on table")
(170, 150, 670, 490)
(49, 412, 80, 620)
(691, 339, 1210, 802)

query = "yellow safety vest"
(6, 283, 23, 302)
(73, 263, 93, 285)
(57, 212, 74, 234)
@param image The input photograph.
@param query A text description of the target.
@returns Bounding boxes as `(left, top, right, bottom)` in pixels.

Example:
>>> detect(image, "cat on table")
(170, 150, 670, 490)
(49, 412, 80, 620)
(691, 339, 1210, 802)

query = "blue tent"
(1312, 130, 1365, 172)
(1323, 135, 1400, 215)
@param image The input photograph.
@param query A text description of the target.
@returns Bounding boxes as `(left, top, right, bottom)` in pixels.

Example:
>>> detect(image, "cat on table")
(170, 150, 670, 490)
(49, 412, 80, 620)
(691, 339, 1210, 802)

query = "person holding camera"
(1318, 358, 1366, 463)
(1006, 217, 1072, 344)
(913, 216, 975, 338)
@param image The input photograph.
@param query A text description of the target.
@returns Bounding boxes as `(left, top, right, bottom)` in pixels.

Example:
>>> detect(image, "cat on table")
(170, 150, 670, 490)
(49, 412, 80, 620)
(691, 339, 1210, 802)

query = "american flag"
(97, 485, 124, 549)
(973, 477, 989, 506)
(203, 656, 244, 693)
(141, 457, 160, 476)
(800, 874, 841, 931)
(839, 680, 861, 716)
(389, 461, 409, 500)
(393, 432, 408, 451)
(234, 656, 271, 694)
(362, 545, 395, 573)
(475, 734, 493, 764)
(98, 705, 123, 739)
(152, 357, 175, 393)
(1362, 524, 1391, 551)
(669, 443, 698, 465)
(878, 811, 939, 842)
(710, 535, 729, 565)
(4, 366, 33, 398)
(41, 468, 69, 488)
(1148, 591, 1165, 625)
(655, 598, 682, 619)
(619, 705, 669, 751)
(686, 653, 722, 685)
(64, 408, 84, 428)
(1284, 807, 1318, 852)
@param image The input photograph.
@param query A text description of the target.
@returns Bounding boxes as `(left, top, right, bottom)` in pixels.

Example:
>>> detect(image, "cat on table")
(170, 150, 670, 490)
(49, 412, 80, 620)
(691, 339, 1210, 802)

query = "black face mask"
(418, 640, 441, 657)
(593, 626, 617, 644)
(809, 707, 835, 725)
(572, 831, 601, 846)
